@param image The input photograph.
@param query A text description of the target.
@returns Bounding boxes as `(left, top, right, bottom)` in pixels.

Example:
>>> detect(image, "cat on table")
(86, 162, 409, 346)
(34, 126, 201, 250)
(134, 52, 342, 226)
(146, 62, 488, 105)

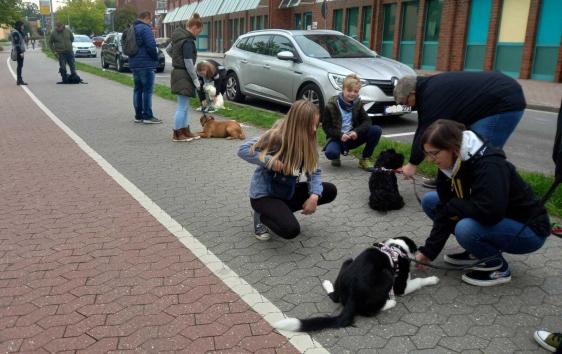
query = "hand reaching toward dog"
(201, 99, 207, 108)
(415, 251, 430, 270)
(302, 194, 319, 215)
(401, 163, 417, 180)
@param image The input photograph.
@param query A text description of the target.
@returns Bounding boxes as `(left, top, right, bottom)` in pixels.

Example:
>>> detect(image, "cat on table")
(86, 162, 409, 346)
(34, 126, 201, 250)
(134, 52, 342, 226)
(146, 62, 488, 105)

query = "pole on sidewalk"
(49, 0, 55, 31)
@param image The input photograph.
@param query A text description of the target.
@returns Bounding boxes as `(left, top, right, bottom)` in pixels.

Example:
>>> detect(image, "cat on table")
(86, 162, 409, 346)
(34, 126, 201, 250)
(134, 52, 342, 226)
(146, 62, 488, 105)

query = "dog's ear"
(394, 236, 417, 253)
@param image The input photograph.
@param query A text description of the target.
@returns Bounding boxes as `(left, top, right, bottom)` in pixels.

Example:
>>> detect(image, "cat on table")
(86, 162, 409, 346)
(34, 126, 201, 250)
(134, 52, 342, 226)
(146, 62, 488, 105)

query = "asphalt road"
(77, 48, 559, 175)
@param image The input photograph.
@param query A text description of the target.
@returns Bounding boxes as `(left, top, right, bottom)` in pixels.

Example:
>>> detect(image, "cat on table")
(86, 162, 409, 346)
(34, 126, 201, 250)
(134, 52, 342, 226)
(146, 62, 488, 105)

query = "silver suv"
(224, 29, 416, 117)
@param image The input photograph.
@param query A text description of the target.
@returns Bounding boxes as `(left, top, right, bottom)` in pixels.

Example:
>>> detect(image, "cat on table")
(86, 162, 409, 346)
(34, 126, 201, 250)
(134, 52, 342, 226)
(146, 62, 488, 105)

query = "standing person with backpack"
(169, 13, 203, 141)
(125, 11, 161, 124)
(10, 20, 27, 85)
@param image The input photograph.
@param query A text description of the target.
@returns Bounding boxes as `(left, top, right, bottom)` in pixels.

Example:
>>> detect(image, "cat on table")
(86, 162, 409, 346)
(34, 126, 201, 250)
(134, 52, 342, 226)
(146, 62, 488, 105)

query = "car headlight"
(328, 73, 368, 90)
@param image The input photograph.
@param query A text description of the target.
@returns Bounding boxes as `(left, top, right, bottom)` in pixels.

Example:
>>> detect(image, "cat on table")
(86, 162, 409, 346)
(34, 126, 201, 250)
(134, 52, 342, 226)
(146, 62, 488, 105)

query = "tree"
(21, 2, 40, 21)
(0, 0, 23, 27)
(113, 4, 136, 32)
(103, 0, 115, 8)
(56, 0, 106, 35)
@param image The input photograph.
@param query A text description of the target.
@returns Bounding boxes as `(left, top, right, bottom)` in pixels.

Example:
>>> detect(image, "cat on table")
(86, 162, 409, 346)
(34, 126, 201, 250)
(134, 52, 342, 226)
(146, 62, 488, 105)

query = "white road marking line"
(6, 57, 328, 354)
(383, 132, 415, 138)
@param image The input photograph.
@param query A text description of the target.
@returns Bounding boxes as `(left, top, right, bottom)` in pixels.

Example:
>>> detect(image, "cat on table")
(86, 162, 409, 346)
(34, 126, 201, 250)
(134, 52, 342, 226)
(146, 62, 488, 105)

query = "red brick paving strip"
(0, 62, 299, 353)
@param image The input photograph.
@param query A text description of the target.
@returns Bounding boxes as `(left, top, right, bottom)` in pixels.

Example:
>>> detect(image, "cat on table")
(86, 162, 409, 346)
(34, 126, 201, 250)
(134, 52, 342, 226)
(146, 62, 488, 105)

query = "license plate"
(384, 105, 412, 114)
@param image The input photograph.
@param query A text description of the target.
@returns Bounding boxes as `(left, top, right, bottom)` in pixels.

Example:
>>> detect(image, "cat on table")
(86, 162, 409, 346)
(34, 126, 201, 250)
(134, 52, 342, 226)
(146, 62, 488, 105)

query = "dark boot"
(182, 126, 200, 140)
(172, 129, 192, 142)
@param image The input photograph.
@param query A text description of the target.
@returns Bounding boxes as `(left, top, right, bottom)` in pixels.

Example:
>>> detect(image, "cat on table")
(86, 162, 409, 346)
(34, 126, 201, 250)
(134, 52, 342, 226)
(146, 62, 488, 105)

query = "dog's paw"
(424, 276, 440, 286)
(382, 299, 397, 311)
(322, 280, 334, 294)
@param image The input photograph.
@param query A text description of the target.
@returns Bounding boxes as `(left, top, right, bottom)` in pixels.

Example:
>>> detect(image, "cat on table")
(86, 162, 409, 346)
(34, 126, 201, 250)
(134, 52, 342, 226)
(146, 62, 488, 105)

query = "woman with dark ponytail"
(11, 20, 27, 85)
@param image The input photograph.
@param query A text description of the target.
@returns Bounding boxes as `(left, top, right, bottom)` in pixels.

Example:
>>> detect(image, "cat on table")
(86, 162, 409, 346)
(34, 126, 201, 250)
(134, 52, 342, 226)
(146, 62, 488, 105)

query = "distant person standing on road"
(169, 13, 203, 141)
(128, 12, 161, 124)
(49, 22, 76, 83)
(394, 72, 526, 188)
(11, 20, 27, 85)
(31, 38, 36, 50)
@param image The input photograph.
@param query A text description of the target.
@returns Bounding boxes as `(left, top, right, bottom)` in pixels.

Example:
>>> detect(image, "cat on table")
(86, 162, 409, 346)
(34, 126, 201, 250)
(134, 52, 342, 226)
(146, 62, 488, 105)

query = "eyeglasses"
(424, 149, 442, 160)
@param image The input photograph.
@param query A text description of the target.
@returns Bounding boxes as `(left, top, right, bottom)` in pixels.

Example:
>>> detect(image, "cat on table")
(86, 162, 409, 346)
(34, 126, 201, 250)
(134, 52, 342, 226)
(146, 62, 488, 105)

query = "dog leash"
(406, 254, 504, 271)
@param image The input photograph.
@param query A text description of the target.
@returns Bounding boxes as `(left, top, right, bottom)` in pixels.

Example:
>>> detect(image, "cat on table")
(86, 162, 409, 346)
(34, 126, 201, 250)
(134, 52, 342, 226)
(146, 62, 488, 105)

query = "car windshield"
(74, 36, 91, 42)
(293, 34, 375, 59)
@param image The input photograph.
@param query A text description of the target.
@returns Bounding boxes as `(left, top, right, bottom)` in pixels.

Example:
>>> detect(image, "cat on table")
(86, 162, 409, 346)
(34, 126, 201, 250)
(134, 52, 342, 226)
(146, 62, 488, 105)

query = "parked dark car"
(100, 33, 165, 73)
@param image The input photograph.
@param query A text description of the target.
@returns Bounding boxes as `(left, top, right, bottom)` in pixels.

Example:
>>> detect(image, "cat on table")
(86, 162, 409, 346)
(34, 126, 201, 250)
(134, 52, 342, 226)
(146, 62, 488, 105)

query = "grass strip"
(41, 44, 561, 217)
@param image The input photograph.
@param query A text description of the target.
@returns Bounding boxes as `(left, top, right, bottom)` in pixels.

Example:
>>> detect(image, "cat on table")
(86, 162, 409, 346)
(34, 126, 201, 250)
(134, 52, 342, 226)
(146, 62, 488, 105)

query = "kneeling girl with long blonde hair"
(238, 100, 337, 240)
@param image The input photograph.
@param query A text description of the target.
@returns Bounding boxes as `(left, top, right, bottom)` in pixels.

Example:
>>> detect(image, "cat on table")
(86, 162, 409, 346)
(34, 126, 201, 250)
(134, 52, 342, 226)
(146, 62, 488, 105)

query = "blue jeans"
(470, 110, 524, 148)
(422, 191, 546, 266)
(58, 51, 76, 76)
(132, 68, 155, 119)
(174, 95, 190, 130)
(325, 125, 382, 160)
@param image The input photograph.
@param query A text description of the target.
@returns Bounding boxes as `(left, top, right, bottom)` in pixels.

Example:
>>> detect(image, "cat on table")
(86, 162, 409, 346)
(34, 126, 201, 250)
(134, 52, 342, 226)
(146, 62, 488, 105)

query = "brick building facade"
(136, 0, 562, 82)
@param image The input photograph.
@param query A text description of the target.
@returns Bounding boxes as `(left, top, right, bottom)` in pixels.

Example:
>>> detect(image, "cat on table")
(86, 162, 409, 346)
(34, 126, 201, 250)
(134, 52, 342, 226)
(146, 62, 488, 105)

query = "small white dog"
(203, 84, 224, 110)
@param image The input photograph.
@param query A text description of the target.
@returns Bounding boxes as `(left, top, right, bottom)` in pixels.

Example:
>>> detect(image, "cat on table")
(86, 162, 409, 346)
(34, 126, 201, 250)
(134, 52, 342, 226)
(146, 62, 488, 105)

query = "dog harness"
(374, 243, 408, 300)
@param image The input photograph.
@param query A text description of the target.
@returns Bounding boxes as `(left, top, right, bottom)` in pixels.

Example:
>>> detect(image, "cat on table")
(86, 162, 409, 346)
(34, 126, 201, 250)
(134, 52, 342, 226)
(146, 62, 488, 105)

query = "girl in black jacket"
(196, 59, 226, 111)
(416, 120, 550, 287)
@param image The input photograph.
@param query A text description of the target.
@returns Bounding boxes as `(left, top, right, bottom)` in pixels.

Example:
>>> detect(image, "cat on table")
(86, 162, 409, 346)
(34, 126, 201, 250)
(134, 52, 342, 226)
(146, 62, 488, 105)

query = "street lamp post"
(49, 0, 55, 30)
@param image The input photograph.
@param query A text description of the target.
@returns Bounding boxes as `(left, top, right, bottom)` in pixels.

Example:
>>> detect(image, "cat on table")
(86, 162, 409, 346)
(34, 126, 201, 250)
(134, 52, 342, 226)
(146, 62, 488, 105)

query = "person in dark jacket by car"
(170, 13, 203, 142)
(11, 20, 27, 85)
(416, 119, 550, 287)
(394, 72, 526, 187)
(322, 74, 382, 170)
(129, 11, 160, 124)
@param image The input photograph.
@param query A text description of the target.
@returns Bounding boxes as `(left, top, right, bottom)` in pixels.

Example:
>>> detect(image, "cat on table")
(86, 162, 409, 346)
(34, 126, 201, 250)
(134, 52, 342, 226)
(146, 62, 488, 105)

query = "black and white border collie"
(274, 237, 439, 332)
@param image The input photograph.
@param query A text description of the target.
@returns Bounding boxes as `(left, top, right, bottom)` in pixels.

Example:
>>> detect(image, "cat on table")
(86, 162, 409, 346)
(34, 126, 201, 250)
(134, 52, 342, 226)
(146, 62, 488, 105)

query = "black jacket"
(197, 59, 226, 101)
(410, 71, 526, 165)
(419, 141, 550, 261)
(321, 96, 371, 145)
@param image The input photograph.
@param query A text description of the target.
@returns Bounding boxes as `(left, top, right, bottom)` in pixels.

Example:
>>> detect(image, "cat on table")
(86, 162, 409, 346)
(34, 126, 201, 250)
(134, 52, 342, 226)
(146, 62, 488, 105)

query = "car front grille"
(367, 80, 395, 97)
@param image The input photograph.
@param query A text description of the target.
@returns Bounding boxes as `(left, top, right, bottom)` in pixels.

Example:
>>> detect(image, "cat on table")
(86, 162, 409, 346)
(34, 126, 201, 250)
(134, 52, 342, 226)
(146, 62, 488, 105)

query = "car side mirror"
(277, 51, 295, 61)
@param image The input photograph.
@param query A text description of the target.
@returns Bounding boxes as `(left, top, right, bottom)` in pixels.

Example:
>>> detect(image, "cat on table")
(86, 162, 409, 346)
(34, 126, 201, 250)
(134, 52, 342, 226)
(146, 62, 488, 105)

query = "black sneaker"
(134, 116, 143, 123)
(422, 177, 437, 189)
(143, 117, 163, 124)
(253, 212, 270, 241)
(461, 268, 511, 286)
(443, 251, 477, 266)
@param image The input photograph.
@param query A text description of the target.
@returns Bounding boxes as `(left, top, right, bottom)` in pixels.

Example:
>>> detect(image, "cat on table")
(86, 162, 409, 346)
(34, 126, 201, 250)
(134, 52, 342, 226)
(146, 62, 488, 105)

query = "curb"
(527, 104, 561, 113)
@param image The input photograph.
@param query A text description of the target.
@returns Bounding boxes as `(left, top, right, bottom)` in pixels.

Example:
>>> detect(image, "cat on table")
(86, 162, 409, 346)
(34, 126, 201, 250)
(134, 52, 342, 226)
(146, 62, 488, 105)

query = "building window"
(381, 3, 396, 57)
(264, 15, 269, 29)
(250, 16, 255, 31)
(399, 1, 419, 67)
(361, 6, 372, 46)
(421, 0, 442, 69)
(240, 18, 245, 35)
(532, 0, 562, 80)
(256, 16, 262, 30)
(346, 7, 359, 39)
(332, 9, 343, 32)
(494, 0, 531, 77)
(214, 20, 223, 52)
(295, 13, 302, 29)
(303, 12, 312, 30)
(197, 21, 209, 51)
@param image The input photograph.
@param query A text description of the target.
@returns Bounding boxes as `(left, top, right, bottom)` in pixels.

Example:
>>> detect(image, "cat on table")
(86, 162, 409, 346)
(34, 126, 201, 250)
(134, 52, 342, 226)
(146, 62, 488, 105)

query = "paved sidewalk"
(2, 50, 562, 353)
(0, 56, 299, 353)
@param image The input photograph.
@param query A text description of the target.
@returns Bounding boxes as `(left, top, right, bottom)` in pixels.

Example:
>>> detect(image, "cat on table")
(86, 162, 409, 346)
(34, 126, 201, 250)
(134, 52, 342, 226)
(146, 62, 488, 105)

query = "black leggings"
(250, 182, 337, 239)
(16, 55, 24, 81)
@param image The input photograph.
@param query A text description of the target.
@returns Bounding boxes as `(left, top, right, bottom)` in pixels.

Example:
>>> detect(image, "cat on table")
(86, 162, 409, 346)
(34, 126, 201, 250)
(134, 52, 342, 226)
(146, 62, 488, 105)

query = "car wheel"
(116, 57, 124, 72)
(92, 53, 97, 58)
(226, 72, 244, 102)
(299, 83, 324, 111)
(101, 55, 108, 68)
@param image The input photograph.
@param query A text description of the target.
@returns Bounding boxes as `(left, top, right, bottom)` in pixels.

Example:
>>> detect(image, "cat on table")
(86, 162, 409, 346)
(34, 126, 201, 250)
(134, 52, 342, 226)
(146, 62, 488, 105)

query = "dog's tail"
(273, 297, 356, 332)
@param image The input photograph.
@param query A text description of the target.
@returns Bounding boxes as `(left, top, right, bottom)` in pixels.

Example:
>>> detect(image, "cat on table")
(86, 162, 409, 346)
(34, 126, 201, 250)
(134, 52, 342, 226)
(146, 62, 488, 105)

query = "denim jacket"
(238, 137, 324, 199)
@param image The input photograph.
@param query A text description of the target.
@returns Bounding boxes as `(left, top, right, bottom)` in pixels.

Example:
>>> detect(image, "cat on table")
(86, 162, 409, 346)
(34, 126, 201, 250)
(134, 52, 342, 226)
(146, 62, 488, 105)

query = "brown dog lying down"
(197, 115, 246, 139)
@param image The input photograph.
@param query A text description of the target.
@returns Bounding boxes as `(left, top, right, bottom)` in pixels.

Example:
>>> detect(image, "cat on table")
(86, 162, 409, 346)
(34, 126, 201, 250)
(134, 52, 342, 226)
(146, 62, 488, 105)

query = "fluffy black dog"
(57, 70, 85, 84)
(273, 237, 439, 332)
(368, 149, 405, 211)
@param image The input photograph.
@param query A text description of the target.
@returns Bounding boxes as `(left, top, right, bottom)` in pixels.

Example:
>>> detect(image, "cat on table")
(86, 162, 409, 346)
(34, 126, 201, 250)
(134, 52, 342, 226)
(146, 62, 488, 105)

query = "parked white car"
(224, 29, 416, 117)
(73, 35, 96, 58)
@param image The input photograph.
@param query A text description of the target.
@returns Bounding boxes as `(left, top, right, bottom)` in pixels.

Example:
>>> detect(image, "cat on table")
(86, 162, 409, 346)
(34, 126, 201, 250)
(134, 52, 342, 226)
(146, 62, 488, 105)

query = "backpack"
(121, 25, 139, 56)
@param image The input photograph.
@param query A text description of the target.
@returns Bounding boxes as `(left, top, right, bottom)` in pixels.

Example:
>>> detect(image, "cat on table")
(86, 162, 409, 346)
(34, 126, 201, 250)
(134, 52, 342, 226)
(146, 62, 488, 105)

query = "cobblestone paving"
(3, 52, 562, 353)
